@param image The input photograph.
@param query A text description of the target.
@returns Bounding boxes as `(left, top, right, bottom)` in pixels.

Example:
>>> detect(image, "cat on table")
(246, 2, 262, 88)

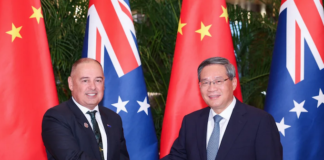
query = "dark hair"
(197, 57, 236, 81)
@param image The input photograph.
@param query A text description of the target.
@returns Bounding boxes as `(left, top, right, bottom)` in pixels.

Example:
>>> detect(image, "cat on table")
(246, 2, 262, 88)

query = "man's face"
(68, 61, 105, 110)
(199, 64, 237, 114)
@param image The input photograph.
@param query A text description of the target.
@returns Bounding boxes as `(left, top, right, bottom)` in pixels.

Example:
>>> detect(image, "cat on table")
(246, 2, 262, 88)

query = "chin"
(207, 101, 221, 107)
(85, 101, 99, 106)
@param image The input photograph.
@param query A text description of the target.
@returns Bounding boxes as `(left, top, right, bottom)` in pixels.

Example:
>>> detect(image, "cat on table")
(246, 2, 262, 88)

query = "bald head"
(70, 58, 103, 77)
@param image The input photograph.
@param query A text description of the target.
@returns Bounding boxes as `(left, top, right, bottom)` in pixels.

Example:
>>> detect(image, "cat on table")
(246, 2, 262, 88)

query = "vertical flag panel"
(265, 0, 324, 159)
(82, 0, 159, 160)
(160, 0, 242, 157)
(0, 0, 59, 159)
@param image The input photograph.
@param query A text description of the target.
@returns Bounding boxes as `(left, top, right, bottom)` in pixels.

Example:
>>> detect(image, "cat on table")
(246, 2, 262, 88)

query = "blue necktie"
(207, 115, 223, 160)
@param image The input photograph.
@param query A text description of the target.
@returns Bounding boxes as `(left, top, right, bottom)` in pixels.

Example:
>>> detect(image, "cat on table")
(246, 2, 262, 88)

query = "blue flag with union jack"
(265, 0, 324, 159)
(82, 0, 158, 159)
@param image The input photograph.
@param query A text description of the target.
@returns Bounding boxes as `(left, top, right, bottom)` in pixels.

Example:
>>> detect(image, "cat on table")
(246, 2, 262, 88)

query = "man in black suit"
(42, 58, 129, 160)
(161, 57, 282, 160)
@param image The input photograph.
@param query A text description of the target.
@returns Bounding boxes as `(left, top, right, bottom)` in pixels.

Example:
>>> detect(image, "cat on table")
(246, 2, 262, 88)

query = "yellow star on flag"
(220, 6, 229, 23)
(6, 23, 22, 42)
(195, 22, 212, 41)
(178, 18, 187, 35)
(30, 6, 43, 24)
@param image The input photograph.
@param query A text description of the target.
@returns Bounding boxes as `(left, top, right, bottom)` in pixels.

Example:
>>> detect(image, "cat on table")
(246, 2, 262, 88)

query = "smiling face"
(68, 60, 105, 110)
(199, 64, 237, 114)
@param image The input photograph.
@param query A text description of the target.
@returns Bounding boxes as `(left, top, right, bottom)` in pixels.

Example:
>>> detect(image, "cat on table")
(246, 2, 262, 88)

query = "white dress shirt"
(206, 97, 236, 148)
(72, 97, 108, 160)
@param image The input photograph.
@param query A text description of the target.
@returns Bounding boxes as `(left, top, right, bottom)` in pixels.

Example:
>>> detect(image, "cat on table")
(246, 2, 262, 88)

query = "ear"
(68, 76, 73, 91)
(232, 77, 237, 91)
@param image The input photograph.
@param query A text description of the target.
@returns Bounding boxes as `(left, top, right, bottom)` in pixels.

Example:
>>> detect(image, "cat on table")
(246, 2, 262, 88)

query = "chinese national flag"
(160, 0, 242, 157)
(0, 0, 59, 159)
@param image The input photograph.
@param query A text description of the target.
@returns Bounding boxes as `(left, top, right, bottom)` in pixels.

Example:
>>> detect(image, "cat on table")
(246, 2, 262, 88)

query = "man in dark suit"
(42, 58, 129, 160)
(161, 57, 282, 160)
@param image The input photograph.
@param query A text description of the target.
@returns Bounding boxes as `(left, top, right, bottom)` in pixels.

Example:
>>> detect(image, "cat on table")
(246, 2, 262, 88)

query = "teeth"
(87, 94, 96, 96)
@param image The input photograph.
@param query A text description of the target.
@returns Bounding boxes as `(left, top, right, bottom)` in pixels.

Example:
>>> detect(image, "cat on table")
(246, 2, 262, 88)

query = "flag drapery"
(160, 0, 242, 157)
(265, 0, 324, 159)
(82, 0, 158, 160)
(0, 0, 59, 159)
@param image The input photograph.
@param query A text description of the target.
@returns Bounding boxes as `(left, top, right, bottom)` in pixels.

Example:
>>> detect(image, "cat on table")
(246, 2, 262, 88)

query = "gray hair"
(198, 57, 236, 81)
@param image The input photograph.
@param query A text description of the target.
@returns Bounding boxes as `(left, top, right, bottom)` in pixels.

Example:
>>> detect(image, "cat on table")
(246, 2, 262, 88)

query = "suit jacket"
(42, 99, 129, 160)
(161, 99, 282, 160)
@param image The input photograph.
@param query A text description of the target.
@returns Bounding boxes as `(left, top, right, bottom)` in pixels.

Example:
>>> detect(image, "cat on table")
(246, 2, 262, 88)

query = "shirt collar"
(72, 97, 99, 114)
(210, 97, 236, 120)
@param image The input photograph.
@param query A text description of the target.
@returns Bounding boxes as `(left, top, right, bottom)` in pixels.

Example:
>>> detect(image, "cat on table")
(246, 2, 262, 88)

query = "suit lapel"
(67, 99, 102, 160)
(216, 100, 247, 160)
(197, 107, 210, 160)
(99, 107, 114, 160)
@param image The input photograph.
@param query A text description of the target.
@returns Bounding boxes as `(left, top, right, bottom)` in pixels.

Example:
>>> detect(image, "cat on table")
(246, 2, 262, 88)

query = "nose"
(89, 81, 96, 90)
(207, 82, 218, 91)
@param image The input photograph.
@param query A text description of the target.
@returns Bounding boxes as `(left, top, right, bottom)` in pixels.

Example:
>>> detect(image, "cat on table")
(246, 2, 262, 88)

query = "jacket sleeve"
(42, 108, 97, 160)
(255, 113, 283, 160)
(118, 116, 130, 160)
(160, 116, 188, 160)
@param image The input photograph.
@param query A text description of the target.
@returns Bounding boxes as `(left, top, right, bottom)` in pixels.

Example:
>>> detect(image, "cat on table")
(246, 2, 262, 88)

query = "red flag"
(160, 0, 242, 157)
(0, 0, 59, 159)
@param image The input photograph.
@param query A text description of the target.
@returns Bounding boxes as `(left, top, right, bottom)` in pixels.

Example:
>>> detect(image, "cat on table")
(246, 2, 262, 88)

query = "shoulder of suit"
(237, 101, 273, 118)
(44, 100, 73, 116)
(98, 106, 124, 126)
(98, 105, 122, 119)
(184, 107, 210, 119)
(99, 105, 118, 114)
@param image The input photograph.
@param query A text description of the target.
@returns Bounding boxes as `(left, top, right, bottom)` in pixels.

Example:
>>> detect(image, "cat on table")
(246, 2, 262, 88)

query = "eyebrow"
(79, 77, 103, 79)
(200, 78, 209, 81)
(95, 77, 104, 79)
(201, 77, 225, 81)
